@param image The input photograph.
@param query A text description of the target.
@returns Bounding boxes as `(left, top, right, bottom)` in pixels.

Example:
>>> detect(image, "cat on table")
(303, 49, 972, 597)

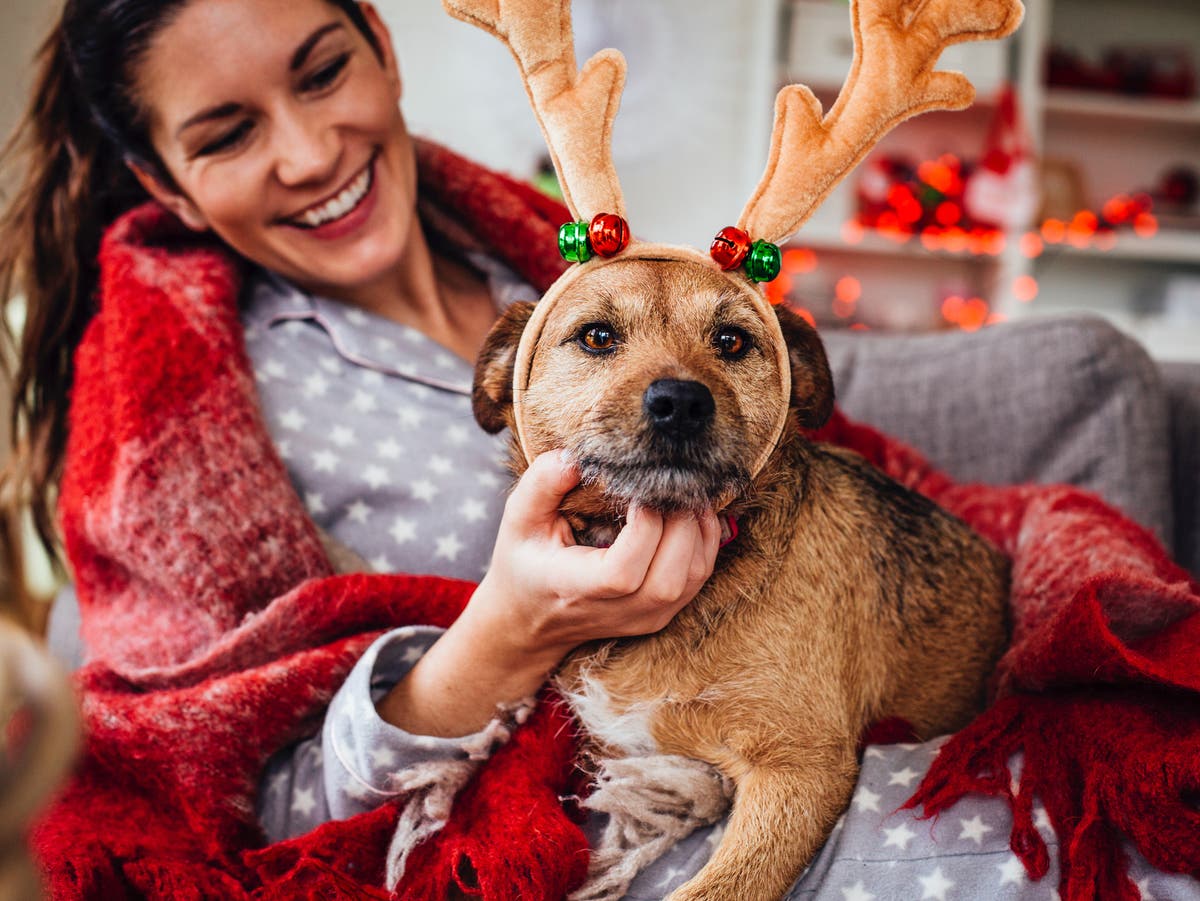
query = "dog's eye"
(714, 327, 751, 359)
(579, 324, 618, 353)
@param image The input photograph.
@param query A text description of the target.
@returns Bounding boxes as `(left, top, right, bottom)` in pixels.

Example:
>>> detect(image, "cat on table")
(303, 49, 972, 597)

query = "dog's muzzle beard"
(574, 434, 751, 514)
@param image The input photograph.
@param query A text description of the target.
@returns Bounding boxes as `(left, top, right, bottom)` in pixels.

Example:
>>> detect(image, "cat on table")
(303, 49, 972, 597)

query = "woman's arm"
(377, 451, 721, 737)
(259, 625, 461, 842)
(259, 451, 718, 843)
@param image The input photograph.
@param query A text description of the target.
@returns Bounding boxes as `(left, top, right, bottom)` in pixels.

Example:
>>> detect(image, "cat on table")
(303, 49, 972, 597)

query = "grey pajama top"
(245, 261, 1192, 901)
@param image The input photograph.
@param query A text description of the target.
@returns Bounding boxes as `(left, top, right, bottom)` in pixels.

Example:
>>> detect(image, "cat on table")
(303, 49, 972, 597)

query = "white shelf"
(793, 226, 1004, 263)
(1040, 229, 1200, 265)
(1044, 89, 1200, 127)
(794, 226, 1200, 268)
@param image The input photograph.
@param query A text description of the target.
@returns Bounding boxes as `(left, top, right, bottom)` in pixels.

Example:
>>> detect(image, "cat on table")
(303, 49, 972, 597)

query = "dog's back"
(795, 442, 1010, 736)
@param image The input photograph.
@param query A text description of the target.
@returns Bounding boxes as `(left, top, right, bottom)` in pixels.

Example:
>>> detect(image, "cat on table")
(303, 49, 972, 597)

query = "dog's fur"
(472, 257, 1009, 901)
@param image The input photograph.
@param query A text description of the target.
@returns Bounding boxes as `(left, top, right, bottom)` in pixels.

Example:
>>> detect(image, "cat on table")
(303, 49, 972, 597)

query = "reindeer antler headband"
(445, 0, 1023, 468)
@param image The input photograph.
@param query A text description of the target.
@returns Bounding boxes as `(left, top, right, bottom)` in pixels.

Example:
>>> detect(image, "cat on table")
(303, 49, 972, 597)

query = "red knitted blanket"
(33, 142, 1200, 901)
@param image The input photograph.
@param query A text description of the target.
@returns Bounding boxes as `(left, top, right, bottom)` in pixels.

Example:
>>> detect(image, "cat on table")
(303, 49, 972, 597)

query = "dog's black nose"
(643, 379, 715, 437)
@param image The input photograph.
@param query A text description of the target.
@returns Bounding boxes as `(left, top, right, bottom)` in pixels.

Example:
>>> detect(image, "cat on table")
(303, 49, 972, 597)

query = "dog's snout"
(643, 379, 715, 437)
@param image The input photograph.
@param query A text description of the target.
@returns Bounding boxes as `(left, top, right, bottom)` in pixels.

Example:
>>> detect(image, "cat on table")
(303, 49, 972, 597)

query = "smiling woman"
(0, 0, 406, 556)
(130, 0, 426, 308)
(0, 0, 728, 897)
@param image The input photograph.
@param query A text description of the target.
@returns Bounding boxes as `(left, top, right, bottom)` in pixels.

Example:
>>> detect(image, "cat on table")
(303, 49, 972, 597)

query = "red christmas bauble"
(588, 213, 630, 257)
(710, 226, 751, 270)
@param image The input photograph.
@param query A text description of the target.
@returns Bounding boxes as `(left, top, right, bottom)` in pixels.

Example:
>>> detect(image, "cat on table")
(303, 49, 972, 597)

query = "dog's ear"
(472, 301, 536, 434)
(774, 304, 835, 430)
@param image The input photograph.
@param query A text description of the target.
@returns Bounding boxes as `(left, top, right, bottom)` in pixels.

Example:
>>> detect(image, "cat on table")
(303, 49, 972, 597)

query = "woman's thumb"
(504, 450, 580, 529)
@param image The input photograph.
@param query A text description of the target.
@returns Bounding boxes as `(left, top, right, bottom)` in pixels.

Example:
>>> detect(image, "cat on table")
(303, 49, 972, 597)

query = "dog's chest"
(556, 665, 663, 757)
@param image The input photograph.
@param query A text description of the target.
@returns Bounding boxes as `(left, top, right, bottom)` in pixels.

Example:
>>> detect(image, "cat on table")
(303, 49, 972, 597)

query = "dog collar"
(719, 515, 739, 548)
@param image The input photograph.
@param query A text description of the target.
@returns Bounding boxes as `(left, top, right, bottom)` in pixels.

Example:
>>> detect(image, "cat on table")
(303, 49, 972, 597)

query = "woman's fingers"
(575, 510, 716, 635)
(686, 510, 722, 593)
(493, 452, 722, 644)
(502, 451, 581, 534)
(561, 504, 664, 599)
(637, 513, 709, 612)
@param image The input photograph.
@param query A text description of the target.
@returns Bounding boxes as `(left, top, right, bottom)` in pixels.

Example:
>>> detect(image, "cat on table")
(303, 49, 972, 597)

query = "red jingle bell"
(588, 213, 630, 257)
(710, 226, 752, 270)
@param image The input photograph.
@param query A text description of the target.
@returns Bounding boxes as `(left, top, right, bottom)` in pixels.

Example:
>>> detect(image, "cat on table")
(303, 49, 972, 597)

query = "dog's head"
(473, 252, 833, 514)
(449, 0, 1022, 514)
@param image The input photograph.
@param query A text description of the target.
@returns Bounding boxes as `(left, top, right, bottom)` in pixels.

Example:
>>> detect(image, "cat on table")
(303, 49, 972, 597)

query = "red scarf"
(34, 141, 1200, 900)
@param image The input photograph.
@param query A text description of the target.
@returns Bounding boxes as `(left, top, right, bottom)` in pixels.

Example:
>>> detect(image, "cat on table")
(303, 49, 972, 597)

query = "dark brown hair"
(0, 0, 381, 561)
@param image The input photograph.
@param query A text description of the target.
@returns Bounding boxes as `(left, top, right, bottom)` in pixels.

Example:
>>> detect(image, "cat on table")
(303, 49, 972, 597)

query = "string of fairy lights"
(770, 152, 1165, 332)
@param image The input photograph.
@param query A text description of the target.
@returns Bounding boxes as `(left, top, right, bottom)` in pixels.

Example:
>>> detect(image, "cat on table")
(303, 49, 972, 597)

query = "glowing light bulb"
(835, 276, 862, 303)
(1014, 275, 1038, 302)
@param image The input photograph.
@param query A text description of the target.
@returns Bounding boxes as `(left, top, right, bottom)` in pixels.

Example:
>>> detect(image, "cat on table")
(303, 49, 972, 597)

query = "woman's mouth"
(283, 155, 378, 238)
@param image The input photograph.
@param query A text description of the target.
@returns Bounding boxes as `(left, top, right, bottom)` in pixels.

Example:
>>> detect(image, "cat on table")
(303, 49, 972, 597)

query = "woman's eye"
(579, 324, 618, 353)
(196, 120, 254, 157)
(715, 327, 751, 359)
(305, 53, 351, 91)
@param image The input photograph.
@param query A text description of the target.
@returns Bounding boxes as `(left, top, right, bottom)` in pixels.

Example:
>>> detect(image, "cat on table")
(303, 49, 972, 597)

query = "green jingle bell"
(744, 239, 782, 282)
(558, 221, 593, 263)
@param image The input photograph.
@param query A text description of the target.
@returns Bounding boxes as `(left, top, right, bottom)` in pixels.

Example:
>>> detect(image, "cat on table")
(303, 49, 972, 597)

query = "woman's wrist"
(463, 574, 576, 670)
(375, 583, 568, 737)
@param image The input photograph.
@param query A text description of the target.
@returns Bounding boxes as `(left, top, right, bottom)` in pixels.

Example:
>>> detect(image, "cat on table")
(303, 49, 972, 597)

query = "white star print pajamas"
(243, 260, 1197, 900)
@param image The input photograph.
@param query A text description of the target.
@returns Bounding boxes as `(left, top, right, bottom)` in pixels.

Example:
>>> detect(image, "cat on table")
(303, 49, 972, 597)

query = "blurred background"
(385, 0, 1199, 356)
(6, 0, 1198, 363)
(1, 0, 1198, 603)
(0, 3, 1196, 887)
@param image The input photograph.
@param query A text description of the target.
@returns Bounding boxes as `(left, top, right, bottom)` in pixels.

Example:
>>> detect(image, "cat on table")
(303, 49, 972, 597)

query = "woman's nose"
(271, 108, 340, 187)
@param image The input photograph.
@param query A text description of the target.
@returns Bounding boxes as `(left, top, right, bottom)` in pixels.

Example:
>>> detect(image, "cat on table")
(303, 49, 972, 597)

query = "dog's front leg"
(665, 750, 858, 901)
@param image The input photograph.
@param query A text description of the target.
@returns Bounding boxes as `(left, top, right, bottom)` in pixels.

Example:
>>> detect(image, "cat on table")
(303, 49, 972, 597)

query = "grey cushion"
(1162, 362, 1200, 577)
(821, 315, 1174, 551)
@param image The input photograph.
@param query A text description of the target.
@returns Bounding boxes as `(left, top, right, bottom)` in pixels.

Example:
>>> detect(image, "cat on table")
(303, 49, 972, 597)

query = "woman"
(3, 2, 1189, 900)
(0, 0, 726, 894)
(3, 0, 719, 705)
(1, 0, 719, 885)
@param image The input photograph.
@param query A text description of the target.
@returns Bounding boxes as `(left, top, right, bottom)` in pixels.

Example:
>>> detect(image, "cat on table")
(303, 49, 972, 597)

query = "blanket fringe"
(385, 759, 477, 891)
(906, 691, 1200, 900)
(569, 755, 733, 901)
(385, 698, 537, 890)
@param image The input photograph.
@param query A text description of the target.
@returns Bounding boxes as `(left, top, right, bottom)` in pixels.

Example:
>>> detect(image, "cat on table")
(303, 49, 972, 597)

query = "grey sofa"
(823, 314, 1200, 578)
(45, 314, 1200, 669)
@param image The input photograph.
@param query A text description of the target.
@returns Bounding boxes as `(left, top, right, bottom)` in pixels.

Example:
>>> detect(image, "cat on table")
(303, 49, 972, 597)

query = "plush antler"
(442, 0, 627, 222)
(740, 0, 1024, 245)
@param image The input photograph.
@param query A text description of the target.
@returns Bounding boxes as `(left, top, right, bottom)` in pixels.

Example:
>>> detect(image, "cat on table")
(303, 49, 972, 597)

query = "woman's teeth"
(295, 164, 372, 228)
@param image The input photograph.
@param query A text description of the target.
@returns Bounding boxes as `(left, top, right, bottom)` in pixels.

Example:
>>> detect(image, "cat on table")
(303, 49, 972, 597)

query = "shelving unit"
(1043, 89, 1200, 127)
(1051, 229, 1200, 265)
(780, 0, 1200, 361)
(1012, 0, 1200, 360)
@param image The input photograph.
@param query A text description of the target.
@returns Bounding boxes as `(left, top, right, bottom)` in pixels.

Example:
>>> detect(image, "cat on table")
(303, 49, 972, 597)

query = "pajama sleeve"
(257, 626, 511, 842)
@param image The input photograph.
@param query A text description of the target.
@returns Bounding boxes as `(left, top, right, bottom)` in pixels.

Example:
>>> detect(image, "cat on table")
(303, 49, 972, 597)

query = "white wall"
(379, 0, 784, 249)
(0, 0, 57, 162)
(1, 1, 784, 247)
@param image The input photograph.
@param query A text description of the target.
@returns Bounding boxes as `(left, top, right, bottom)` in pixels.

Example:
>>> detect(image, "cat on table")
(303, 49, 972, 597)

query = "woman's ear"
(127, 161, 210, 232)
(360, 3, 402, 100)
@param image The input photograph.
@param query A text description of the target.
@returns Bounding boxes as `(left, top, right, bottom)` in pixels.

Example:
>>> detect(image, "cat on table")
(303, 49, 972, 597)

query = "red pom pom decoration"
(710, 226, 751, 270)
(588, 213, 630, 257)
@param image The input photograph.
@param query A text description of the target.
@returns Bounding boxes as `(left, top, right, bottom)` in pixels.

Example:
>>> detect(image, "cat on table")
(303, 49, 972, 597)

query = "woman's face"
(134, 0, 414, 299)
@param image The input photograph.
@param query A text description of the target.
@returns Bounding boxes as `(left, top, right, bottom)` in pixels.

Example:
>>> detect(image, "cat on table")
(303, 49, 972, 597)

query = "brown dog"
(472, 257, 1009, 901)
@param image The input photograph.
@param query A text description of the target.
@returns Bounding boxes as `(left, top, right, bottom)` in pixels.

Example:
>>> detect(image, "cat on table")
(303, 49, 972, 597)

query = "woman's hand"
(376, 451, 721, 737)
(473, 450, 723, 665)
